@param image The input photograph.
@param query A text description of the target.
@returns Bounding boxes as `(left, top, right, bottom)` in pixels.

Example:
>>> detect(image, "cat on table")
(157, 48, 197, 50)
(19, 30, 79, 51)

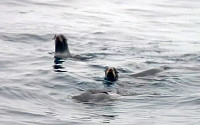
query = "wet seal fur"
(72, 89, 117, 102)
(130, 66, 170, 77)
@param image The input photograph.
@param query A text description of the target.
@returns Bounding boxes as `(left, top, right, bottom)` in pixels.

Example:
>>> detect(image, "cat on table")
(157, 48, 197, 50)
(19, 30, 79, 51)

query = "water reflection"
(78, 101, 117, 124)
(53, 57, 66, 72)
(103, 79, 116, 86)
(94, 76, 116, 86)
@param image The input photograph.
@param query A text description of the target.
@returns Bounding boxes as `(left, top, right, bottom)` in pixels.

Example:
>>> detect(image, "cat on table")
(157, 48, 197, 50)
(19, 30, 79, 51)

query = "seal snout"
(54, 34, 65, 42)
(105, 67, 118, 81)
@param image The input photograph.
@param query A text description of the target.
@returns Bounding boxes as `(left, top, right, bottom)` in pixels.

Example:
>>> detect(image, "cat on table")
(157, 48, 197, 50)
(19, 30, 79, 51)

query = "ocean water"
(0, 0, 200, 124)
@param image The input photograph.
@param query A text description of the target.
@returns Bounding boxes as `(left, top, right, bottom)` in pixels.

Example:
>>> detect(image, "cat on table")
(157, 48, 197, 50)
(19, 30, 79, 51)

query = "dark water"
(0, 0, 200, 124)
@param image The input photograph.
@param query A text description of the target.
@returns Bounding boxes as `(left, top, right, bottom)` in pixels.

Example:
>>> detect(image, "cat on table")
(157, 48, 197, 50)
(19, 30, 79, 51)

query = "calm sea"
(0, 0, 200, 124)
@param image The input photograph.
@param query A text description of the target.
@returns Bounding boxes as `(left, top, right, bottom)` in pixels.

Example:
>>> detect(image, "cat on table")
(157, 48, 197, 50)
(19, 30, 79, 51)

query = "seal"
(104, 66, 169, 81)
(72, 89, 117, 102)
(53, 34, 70, 58)
(53, 34, 92, 60)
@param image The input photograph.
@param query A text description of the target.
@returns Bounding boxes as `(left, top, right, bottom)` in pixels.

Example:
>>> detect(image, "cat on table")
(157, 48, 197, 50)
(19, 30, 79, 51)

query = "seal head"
(53, 34, 70, 56)
(105, 67, 118, 81)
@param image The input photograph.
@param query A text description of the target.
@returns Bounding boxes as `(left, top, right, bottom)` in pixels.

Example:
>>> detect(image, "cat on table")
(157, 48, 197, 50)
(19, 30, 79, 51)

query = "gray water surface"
(0, 0, 200, 124)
